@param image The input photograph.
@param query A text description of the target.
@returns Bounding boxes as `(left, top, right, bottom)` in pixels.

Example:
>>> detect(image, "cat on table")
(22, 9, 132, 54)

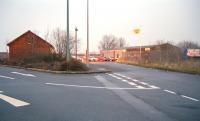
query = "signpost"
(134, 28, 141, 59)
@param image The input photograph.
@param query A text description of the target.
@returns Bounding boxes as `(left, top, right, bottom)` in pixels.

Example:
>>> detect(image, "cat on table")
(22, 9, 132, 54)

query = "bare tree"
(98, 35, 126, 50)
(118, 37, 126, 48)
(177, 40, 200, 50)
(52, 28, 74, 56)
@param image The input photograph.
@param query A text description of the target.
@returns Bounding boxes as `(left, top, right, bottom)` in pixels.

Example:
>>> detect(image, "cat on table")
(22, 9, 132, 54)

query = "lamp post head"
(75, 27, 78, 32)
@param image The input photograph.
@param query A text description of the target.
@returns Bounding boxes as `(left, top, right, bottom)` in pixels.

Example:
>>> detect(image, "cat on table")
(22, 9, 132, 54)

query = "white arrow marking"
(11, 72, 36, 77)
(0, 75, 15, 80)
(0, 93, 30, 107)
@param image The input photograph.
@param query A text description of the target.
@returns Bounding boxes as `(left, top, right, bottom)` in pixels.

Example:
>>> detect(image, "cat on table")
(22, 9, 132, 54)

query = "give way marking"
(11, 72, 36, 77)
(0, 91, 30, 107)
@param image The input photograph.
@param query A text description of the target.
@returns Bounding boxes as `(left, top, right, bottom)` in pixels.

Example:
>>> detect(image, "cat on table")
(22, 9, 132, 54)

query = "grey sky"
(0, 0, 200, 52)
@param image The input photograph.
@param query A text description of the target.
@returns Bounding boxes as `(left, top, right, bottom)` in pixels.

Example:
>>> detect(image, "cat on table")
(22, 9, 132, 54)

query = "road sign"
(134, 28, 140, 34)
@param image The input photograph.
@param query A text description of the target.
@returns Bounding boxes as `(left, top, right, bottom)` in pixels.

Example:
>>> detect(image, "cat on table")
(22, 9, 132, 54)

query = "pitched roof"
(7, 30, 54, 48)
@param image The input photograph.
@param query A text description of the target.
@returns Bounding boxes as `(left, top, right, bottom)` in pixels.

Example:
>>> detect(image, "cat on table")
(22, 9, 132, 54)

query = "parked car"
(110, 57, 117, 61)
(89, 56, 98, 62)
(104, 57, 111, 61)
(97, 57, 105, 62)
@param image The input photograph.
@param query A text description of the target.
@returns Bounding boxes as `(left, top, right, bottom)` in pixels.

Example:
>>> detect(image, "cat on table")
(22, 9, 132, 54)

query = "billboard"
(187, 49, 200, 57)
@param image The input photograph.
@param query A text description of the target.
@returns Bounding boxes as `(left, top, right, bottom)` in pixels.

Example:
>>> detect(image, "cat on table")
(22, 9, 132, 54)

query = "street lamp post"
(86, 0, 89, 67)
(75, 27, 78, 60)
(66, 0, 70, 62)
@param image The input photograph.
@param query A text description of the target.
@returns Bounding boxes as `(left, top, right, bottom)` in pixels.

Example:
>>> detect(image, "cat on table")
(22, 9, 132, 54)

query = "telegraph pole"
(86, 0, 89, 67)
(66, 0, 70, 62)
(75, 27, 78, 60)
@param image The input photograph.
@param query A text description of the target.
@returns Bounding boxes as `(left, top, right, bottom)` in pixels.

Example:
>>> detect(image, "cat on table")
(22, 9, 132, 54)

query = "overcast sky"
(0, 0, 200, 52)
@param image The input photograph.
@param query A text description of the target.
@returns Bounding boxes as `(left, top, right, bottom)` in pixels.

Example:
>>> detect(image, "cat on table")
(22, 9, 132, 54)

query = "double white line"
(108, 73, 160, 89)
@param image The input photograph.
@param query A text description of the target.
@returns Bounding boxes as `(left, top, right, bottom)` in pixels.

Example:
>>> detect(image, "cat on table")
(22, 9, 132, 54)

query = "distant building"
(0, 52, 8, 60)
(100, 43, 182, 63)
(7, 30, 55, 60)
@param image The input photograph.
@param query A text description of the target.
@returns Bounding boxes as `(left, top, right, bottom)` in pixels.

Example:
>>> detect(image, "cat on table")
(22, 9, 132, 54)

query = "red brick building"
(7, 30, 55, 60)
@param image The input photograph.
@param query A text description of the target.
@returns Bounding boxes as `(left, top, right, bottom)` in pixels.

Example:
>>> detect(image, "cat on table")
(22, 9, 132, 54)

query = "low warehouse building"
(100, 43, 182, 63)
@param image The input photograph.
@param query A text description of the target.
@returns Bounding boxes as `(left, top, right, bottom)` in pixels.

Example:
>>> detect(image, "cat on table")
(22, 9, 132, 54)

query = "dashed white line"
(113, 73, 124, 77)
(0, 75, 15, 80)
(107, 73, 160, 90)
(122, 80, 128, 82)
(181, 95, 199, 102)
(150, 85, 160, 89)
(11, 72, 36, 77)
(140, 82, 148, 85)
(132, 79, 139, 82)
(128, 82, 137, 86)
(164, 90, 176, 94)
(0, 94, 30, 107)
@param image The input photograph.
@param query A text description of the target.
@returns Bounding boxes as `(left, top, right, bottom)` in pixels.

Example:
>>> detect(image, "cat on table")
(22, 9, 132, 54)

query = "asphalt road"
(0, 62, 200, 121)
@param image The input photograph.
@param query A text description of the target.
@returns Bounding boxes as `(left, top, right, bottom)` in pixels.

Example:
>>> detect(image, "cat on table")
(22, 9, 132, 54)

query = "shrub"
(60, 59, 89, 71)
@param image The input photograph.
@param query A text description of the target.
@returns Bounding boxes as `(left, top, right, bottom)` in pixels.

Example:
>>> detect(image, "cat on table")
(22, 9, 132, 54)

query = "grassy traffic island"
(118, 60, 200, 75)
(0, 55, 89, 73)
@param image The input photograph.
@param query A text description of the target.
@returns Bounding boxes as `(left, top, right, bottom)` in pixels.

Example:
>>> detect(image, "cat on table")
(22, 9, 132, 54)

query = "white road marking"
(136, 85, 145, 89)
(107, 73, 160, 90)
(0, 94, 30, 107)
(150, 85, 160, 89)
(140, 82, 148, 85)
(11, 72, 36, 77)
(181, 95, 199, 102)
(132, 79, 139, 82)
(0, 75, 15, 80)
(0, 91, 3, 93)
(122, 80, 128, 82)
(45, 83, 155, 90)
(113, 73, 127, 78)
(164, 90, 176, 94)
(128, 82, 137, 86)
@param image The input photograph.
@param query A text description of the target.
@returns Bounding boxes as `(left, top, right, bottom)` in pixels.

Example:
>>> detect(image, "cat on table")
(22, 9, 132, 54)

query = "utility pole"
(75, 27, 78, 60)
(66, 0, 70, 62)
(86, 0, 89, 67)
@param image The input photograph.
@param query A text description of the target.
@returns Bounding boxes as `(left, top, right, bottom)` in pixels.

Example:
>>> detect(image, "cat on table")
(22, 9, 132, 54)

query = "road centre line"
(164, 90, 176, 94)
(45, 83, 155, 90)
(181, 95, 199, 102)
(0, 94, 30, 107)
(0, 75, 15, 80)
(11, 72, 36, 77)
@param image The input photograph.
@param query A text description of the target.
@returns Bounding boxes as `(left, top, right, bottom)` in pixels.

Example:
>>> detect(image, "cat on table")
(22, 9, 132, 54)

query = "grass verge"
(118, 60, 200, 75)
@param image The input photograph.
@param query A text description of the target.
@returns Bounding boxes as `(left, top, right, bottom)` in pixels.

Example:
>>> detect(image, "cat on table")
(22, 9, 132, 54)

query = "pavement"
(0, 62, 200, 121)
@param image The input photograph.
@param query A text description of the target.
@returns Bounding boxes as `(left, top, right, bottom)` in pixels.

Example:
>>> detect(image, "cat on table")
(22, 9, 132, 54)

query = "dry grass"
(118, 60, 200, 75)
